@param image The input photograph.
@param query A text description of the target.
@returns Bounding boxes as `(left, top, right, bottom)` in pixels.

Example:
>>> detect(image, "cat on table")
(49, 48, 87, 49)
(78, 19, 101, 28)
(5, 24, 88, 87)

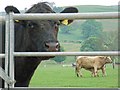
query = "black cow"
(1, 2, 78, 87)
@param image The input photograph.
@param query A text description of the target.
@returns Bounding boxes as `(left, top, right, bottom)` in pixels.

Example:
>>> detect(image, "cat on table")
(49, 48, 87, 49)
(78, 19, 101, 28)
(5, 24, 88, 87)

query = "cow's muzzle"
(45, 41, 60, 52)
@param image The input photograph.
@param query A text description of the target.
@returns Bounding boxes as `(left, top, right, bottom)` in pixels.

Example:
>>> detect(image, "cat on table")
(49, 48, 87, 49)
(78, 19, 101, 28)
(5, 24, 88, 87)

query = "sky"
(0, 0, 119, 12)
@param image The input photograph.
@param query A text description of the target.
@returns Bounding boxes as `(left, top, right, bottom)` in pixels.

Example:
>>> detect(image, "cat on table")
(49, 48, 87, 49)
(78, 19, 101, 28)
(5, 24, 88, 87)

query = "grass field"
(29, 61, 118, 88)
(29, 42, 119, 88)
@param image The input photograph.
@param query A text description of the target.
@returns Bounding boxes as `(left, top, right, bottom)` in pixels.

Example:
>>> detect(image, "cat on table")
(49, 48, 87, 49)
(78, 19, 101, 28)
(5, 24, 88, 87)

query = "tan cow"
(75, 56, 112, 77)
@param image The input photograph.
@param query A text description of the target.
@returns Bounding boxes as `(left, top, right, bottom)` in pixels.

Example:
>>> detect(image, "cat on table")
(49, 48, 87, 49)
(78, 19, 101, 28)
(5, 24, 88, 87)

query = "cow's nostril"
(45, 43, 49, 48)
(56, 43, 59, 49)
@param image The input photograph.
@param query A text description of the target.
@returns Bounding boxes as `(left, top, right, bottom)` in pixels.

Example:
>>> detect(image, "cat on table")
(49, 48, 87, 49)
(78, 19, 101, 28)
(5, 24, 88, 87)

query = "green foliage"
(59, 21, 81, 34)
(80, 20, 103, 40)
(80, 20, 105, 51)
(52, 46, 66, 63)
(103, 31, 118, 51)
(102, 31, 119, 63)
(80, 37, 105, 51)
(60, 25, 72, 34)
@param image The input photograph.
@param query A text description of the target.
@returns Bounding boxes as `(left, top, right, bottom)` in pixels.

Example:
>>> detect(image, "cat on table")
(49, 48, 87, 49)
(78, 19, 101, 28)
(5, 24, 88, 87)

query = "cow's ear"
(60, 7, 78, 13)
(60, 7, 78, 25)
(5, 6, 20, 14)
(5, 6, 22, 23)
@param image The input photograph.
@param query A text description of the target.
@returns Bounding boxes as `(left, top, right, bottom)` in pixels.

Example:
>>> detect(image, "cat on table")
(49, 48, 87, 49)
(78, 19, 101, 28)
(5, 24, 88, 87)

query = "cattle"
(75, 56, 112, 77)
(0, 2, 78, 87)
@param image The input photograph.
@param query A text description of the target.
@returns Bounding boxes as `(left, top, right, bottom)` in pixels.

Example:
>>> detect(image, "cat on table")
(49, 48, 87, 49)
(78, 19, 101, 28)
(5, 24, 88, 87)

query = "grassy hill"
(75, 5, 118, 12)
(58, 19, 118, 42)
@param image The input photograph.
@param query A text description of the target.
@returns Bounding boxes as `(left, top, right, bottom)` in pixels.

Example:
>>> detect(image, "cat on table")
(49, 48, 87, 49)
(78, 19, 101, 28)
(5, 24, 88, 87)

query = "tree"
(103, 31, 118, 51)
(102, 31, 119, 64)
(80, 37, 105, 51)
(52, 46, 66, 63)
(80, 20, 103, 40)
(60, 25, 71, 34)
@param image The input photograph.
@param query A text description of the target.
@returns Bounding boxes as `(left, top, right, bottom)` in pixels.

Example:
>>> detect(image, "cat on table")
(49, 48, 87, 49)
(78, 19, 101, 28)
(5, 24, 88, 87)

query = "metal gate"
(0, 12, 120, 88)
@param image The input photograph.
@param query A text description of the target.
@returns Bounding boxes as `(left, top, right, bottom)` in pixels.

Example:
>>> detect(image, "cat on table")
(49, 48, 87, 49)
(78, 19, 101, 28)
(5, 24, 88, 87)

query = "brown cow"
(75, 56, 112, 77)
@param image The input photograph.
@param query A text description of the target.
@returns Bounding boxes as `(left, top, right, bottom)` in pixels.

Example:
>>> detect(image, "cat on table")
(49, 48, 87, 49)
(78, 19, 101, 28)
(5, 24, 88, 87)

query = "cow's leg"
(90, 69, 99, 77)
(101, 66, 106, 77)
(91, 72, 94, 77)
(75, 65, 82, 77)
(90, 69, 95, 77)
(79, 67, 83, 77)
(75, 66, 80, 77)
(96, 70, 99, 77)
(93, 66, 98, 77)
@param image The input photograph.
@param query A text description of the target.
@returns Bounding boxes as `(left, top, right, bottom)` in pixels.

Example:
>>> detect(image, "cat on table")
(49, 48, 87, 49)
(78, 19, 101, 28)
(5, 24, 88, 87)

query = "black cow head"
(3, 2, 78, 87)
(5, 2, 78, 53)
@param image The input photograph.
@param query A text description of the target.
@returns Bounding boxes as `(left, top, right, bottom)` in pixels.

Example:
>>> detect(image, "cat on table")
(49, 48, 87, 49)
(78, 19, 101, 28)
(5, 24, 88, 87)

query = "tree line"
(52, 19, 118, 63)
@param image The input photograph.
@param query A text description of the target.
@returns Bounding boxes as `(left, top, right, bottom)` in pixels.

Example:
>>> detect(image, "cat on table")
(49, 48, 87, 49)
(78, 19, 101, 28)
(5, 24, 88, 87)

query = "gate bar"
(0, 54, 5, 58)
(13, 12, 119, 20)
(0, 12, 119, 21)
(0, 66, 16, 86)
(14, 51, 120, 57)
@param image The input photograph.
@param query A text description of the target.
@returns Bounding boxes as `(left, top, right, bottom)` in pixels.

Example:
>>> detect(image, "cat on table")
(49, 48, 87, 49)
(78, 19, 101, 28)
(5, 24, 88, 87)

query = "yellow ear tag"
(15, 20, 20, 23)
(61, 19, 69, 25)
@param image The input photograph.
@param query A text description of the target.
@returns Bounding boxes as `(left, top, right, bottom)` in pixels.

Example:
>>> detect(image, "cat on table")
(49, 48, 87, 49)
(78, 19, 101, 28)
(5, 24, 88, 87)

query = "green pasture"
(29, 61, 118, 88)
(29, 41, 119, 88)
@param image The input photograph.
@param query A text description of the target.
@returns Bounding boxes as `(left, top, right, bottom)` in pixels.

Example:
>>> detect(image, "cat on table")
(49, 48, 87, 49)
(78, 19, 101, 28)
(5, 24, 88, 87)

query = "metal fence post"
(9, 12, 15, 88)
(4, 14, 10, 88)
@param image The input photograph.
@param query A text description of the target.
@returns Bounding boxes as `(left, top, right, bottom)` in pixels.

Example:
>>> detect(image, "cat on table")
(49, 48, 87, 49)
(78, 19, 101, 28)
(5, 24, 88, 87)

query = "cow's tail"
(75, 67, 78, 77)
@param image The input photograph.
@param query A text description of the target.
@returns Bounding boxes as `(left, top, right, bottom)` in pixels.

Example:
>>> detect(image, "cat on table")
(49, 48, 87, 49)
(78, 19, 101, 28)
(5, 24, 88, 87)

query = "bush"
(52, 46, 66, 63)
(80, 37, 105, 51)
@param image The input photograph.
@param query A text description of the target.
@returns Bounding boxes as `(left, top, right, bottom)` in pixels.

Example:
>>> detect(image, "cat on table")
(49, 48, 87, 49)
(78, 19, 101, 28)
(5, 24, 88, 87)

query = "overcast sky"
(0, 0, 119, 12)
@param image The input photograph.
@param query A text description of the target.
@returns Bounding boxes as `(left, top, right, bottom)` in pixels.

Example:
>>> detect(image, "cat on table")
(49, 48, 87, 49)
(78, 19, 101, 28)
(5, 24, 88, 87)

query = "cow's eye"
(55, 21, 60, 26)
(54, 23, 59, 32)
(27, 22, 37, 29)
(54, 21, 60, 30)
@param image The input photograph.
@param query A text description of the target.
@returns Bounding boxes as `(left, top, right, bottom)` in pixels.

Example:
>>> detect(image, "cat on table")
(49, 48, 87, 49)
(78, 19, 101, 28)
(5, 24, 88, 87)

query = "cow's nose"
(45, 42, 60, 52)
